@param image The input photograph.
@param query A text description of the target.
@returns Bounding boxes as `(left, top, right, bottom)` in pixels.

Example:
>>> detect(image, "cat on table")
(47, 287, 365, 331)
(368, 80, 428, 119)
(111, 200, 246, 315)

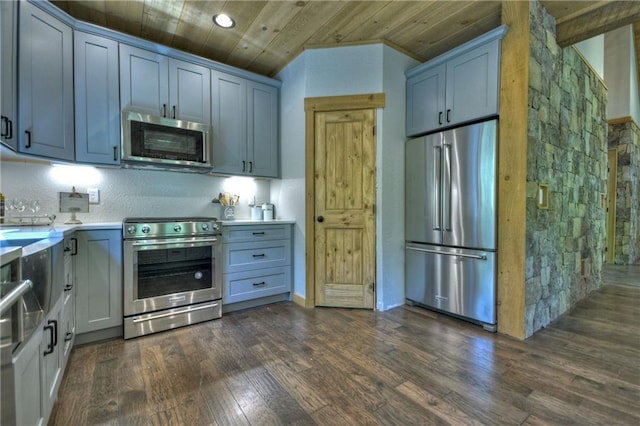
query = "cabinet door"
(0, 0, 17, 150)
(247, 81, 279, 177)
(223, 239, 292, 273)
(75, 230, 123, 334)
(406, 63, 446, 137)
(169, 59, 211, 125)
(445, 39, 500, 126)
(74, 31, 121, 165)
(211, 70, 247, 175)
(13, 326, 45, 426)
(224, 266, 291, 304)
(41, 299, 63, 422)
(61, 250, 75, 361)
(119, 44, 169, 116)
(18, 1, 74, 161)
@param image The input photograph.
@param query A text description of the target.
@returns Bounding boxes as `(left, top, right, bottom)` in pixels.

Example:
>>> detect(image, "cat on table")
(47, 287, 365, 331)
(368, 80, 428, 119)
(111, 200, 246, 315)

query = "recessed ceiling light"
(213, 13, 235, 29)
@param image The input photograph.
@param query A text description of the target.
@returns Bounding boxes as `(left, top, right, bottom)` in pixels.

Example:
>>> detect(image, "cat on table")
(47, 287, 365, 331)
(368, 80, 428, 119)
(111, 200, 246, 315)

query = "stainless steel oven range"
(123, 217, 222, 339)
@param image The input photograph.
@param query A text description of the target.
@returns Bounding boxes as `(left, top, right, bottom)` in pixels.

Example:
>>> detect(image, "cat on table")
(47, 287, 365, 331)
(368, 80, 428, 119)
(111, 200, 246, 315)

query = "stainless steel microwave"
(121, 110, 212, 171)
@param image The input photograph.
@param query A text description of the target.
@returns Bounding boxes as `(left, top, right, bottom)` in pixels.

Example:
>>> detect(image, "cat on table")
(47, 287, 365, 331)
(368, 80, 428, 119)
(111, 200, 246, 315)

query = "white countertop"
(0, 245, 22, 266)
(220, 219, 296, 226)
(0, 222, 122, 239)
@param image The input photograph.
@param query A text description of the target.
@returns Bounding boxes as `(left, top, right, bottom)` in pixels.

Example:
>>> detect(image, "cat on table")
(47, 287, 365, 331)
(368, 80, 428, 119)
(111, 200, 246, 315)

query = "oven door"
(123, 237, 221, 316)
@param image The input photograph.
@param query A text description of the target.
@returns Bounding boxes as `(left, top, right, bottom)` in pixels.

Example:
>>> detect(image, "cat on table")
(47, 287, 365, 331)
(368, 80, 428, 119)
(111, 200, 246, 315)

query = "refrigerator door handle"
(433, 146, 441, 231)
(443, 143, 452, 231)
(406, 245, 487, 260)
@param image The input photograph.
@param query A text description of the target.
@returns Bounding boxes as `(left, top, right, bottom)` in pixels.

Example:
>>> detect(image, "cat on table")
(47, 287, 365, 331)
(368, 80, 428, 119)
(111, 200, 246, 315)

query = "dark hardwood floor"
(50, 265, 640, 425)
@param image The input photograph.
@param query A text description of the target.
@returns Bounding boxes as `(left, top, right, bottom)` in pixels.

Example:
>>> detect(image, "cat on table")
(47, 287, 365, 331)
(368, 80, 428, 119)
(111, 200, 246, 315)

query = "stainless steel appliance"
(121, 110, 212, 172)
(123, 217, 222, 339)
(405, 119, 497, 331)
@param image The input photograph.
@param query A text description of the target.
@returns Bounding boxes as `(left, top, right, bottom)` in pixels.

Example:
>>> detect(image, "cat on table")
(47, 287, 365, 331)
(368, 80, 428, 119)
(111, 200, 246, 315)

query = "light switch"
(88, 188, 100, 204)
(536, 184, 549, 209)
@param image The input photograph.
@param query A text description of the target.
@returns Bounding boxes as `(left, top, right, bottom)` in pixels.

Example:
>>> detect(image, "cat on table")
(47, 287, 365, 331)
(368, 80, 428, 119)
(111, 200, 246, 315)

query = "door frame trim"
(303, 93, 385, 308)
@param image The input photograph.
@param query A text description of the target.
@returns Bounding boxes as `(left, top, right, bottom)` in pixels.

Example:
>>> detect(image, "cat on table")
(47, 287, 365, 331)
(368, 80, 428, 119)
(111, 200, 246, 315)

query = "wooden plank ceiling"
(50, 0, 639, 78)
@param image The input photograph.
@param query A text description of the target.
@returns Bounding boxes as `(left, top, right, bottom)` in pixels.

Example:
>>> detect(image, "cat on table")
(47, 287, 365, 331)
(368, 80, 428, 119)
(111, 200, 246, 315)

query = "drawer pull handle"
(252, 232, 265, 235)
(253, 281, 266, 287)
(252, 253, 266, 258)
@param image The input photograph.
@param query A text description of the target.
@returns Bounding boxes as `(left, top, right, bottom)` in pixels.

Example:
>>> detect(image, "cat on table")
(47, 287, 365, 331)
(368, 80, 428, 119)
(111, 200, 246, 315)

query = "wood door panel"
(325, 120, 365, 210)
(314, 109, 375, 309)
(324, 228, 363, 284)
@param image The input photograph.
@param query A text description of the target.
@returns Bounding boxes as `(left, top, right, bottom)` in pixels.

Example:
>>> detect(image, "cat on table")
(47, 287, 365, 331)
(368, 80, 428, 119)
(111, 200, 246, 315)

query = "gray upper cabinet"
(444, 42, 500, 127)
(0, 0, 17, 150)
(247, 81, 279, 177)
(18, 1, 74, 161)
(212, 70, 279, 178)
(120, 44, 211, 124)
(169, 58, 211, 125)
(119, 44, 169, 116)
(74, 31, 121, 165)
(406, 25, 507, 137)
(406, 63, 446, 137)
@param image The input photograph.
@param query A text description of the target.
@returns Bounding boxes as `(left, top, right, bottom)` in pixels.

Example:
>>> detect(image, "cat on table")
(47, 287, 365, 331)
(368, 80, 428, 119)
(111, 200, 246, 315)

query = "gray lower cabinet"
(12, 322, 45, 426)
(211, 71, 279, 178)
(13, 293, 65, 426)
(222, 224, 292, 310)
(40, 296, 64, 423)
(74, 230, 123, 339)
(74, 31, 121, 165)
(0, 0, 17, 150)
(61, 236, 76, 359)
(18, 0, 74, 161)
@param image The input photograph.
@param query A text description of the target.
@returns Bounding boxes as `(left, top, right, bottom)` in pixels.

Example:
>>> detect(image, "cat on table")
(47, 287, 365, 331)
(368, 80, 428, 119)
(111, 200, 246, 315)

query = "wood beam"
(497, 0, 529, 339)
(556, 1, 640, 47)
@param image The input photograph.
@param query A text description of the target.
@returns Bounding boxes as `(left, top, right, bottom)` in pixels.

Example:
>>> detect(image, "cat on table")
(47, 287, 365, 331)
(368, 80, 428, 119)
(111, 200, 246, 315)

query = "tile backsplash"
(0, 159, 270, 224)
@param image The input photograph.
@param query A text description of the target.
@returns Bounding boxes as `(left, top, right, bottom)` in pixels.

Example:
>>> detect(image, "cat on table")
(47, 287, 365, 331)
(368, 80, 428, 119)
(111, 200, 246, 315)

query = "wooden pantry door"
(305, 94, 384, 309)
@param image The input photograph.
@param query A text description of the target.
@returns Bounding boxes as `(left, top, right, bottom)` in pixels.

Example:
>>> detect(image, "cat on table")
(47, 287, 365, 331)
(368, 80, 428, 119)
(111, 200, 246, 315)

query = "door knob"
(317, 216, 324, 223)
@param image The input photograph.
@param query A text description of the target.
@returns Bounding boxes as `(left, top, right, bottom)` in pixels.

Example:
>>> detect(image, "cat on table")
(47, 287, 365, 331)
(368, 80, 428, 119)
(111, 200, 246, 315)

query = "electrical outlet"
(88, 188, 100, 204)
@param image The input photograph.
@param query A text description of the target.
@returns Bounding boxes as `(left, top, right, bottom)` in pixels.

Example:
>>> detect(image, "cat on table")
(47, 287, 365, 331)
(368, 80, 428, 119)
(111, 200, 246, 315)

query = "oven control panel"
(123, 218, 221, 239)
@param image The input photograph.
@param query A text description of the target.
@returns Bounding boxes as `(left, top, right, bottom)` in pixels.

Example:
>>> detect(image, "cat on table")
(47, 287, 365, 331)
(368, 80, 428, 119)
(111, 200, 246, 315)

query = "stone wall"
(608, 120, 640, 265)
(524, 0, 608, 337)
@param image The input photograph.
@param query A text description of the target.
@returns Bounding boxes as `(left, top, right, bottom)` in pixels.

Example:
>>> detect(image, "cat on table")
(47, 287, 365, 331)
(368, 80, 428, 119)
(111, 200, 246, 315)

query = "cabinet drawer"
(223, 225, 291, 243)
(224, 239, 290, 273)
(223, 267, 290, 304)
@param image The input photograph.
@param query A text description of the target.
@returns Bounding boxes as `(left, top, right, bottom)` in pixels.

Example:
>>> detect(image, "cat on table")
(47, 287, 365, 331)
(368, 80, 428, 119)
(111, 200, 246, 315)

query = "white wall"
(604, 25, 640, 123)
(379, 45, 420, 309)
(0, 154, 271, 223)
(273, 43, 418, 310)
(270, 53, 307, 299)
(575, 35, 604, 79)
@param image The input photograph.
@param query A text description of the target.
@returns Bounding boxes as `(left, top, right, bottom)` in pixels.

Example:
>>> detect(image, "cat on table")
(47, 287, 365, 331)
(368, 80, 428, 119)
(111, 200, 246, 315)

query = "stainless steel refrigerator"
(405, 119, 497, 331)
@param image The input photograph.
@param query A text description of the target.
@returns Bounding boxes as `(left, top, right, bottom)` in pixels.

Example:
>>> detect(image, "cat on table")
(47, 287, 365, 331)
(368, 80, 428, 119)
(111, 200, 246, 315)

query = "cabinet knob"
(317, 216, 324, 223)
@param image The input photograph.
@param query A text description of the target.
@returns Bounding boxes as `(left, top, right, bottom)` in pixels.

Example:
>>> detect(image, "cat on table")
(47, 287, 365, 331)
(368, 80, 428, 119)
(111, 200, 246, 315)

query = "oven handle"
(131, 302, 220, 324)
(130, 237, 219, 248)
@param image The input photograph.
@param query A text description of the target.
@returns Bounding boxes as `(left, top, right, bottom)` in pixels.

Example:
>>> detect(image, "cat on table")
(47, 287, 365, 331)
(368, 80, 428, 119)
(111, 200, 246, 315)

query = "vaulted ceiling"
(50, 0, 640, 78)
